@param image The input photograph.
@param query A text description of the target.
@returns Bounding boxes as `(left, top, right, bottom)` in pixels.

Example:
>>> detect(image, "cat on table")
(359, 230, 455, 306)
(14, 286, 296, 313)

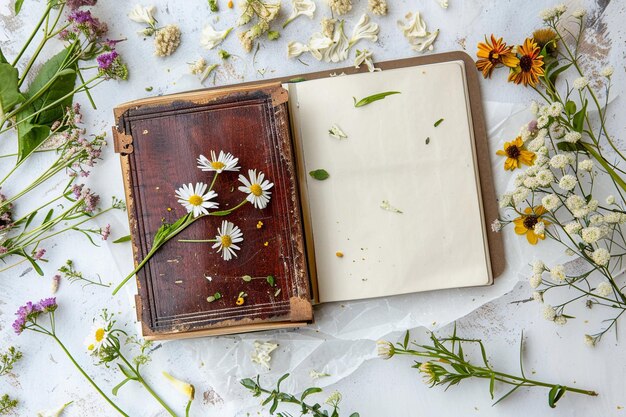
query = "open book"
(112, 52, 503, 339)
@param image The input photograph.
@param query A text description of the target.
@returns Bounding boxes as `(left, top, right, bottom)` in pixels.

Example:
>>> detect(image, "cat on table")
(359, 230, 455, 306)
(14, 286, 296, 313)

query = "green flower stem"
(11, 3, 54, 66)
(51, 335, 130, 417)
(393, 347, 597, 397)
(112, 199, 249, 295)
(117, 353, 179, 417)
(20, 206, 117, 247)
(0, 258, 27, 273)
(17, 3, 66, 88)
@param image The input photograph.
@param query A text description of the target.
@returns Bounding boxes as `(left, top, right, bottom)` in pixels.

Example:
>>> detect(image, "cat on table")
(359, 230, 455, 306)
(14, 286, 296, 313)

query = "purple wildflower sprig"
(13, 298, 131, 417)
(0, 1, 128, 135)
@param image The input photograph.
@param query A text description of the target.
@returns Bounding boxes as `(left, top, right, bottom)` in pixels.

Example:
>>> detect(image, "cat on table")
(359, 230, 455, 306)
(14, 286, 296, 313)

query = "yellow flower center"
(95, 328, 105, 342)
(221, 235, 232, 248)
(188, 194, 203, 206)
(250, 184, 263, 196)
(236, 297, 245, 306)
(211, 161, 226, 170)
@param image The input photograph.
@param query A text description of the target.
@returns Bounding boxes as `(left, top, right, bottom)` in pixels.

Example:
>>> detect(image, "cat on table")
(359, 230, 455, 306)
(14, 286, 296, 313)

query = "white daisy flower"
(175, 182, 218, 217)
(84, 321, 108, 353)
(238, 169, 274, 209)
(601, 65, 614, 77)
(212, 220, 243, 261)
(197, 150, 240, 173)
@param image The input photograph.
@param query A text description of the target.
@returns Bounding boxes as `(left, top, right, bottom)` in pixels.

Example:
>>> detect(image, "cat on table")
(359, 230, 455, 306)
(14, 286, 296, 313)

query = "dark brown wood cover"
(113, 83, 313, 339)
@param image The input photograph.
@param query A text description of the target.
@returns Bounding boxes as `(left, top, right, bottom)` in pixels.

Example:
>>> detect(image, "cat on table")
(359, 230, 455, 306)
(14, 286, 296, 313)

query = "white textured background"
(0, 0, 625, 416)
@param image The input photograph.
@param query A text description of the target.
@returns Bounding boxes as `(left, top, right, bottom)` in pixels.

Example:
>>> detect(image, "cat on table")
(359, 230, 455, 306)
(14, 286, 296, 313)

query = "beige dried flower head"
(321, 17, 336, 38)
(189, 58, 207, 75)
(368, 0, 387, 15)
(154, 24, 181, 56)
(328, 0, 352, 15)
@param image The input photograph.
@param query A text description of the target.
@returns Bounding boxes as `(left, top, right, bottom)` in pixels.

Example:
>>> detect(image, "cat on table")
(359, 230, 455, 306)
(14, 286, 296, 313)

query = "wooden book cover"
(113, 84, 313, 339)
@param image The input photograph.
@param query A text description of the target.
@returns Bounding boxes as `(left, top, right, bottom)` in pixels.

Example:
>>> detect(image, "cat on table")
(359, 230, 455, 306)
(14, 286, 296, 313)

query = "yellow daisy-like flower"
(513, 206, 550, 245)
(508, 38, 545, 87)
(475, 34, 519, 79)
(496, 136, 536, 171)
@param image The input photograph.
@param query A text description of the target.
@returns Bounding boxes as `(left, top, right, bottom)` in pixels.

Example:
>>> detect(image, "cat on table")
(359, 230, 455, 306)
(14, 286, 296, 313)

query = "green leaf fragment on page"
(434, 118, 444, 127)
(353, 91, 401, 108)
(309, 169, 330, 181)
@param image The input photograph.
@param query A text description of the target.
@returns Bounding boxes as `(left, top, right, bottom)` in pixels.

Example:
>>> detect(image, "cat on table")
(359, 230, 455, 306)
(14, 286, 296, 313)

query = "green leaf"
(353, 91, 401, 108)
(113, 235, 132, 244)
(488, 373, 495, 399)
(23, 210, 38, 229)
(240, 378, 258, 391)
(117, 363, 138, 380)
(16, 110, 50, 162)
(548, 63, 572, 87)
(269, 398, 279, 414)
(28, 50, 77, 126)
(288, 77, 306, 83)
(266, 275, 275, 286)
(112, 377, 131, 396)
(21, 250, 44, 275)
(349, 414, 360, 417)
(0, 63, 25, 118)
(0, 47, 7, 64)
(434, 118, 444, 127)
(276, 373, 290, 391)
(548, 385, 567, 408)
(267, 30, 280, 40)
(300, 387, 322, 400)
(403, 331, 410, 349)
(565, 100, 576, 116)
(42, 208, 54, 225)
(309, 169, 329, 181)
(15, 0, 25, 14)
(492, 383, 523, 406)
(556, 142, 583, 153)
(572, 100, 588, 133)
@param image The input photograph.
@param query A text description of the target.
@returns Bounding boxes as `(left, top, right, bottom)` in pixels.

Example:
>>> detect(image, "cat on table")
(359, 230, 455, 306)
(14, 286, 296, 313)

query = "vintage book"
(112, 52, 504, 340)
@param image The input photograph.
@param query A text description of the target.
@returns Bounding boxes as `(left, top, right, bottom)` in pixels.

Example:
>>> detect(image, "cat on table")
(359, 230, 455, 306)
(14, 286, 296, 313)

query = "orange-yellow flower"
(496, 137, 536, 171)
(513, 206, 550, 245)
(508, 38, 545, 87)
(475, 34, 519, 78)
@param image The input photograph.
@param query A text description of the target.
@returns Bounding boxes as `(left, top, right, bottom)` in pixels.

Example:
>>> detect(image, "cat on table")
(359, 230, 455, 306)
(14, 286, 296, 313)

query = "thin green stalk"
(117, 353, 179, 417)
(51, 335, 130, 417)
(11, 4, 53, 66)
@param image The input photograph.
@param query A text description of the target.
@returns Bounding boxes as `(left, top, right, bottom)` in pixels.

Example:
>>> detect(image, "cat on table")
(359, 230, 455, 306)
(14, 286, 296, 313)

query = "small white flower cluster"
(540, 3, 566, 21)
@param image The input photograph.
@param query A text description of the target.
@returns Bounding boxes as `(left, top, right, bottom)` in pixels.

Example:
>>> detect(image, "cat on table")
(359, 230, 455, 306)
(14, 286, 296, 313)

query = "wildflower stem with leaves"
(13, 298, 130, 416)
(379, 328, 597, 408)
(241, 373, 360, 417)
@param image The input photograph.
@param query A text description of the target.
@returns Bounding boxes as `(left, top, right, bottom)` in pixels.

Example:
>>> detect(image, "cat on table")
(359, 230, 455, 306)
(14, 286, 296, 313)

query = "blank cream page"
(289, 61, 491, 304)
